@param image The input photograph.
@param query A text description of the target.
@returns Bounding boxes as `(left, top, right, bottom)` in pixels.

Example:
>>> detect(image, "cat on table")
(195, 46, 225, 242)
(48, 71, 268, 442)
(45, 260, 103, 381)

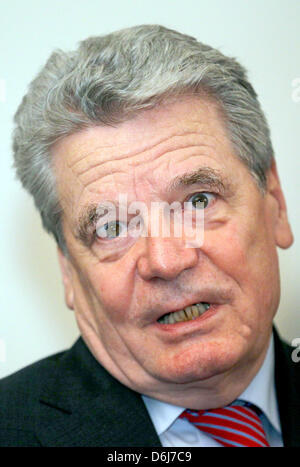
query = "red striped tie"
(179, 402, 270, 447)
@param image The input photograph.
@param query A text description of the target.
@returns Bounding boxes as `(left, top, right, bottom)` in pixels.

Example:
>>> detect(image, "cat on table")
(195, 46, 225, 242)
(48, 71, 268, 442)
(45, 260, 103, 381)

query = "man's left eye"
(188, 192, 215, 209)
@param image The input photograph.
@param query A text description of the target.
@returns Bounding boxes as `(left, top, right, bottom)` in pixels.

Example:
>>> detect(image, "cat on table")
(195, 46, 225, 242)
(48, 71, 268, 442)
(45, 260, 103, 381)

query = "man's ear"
(266, 159, 293, 249)
(57, 246, 74, 310)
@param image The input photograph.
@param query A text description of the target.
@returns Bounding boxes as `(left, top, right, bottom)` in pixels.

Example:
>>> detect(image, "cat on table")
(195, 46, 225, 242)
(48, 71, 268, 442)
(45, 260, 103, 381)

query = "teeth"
(185, 306, 193, 320)
(196, 302, 210, 314)
(191, 305, 199, 318)
(168, 313, 175, 324)
(158, 302, 210, 324)
(177, 310, 187, 321)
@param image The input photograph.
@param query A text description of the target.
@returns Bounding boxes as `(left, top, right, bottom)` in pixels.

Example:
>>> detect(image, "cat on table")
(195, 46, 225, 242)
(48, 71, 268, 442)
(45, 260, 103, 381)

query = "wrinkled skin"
(54, 97, 293, 409)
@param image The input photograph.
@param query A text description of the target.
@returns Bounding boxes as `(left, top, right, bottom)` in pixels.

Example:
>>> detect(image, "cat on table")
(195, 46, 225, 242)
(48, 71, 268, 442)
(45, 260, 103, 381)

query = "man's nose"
(136, 235, 198, 281)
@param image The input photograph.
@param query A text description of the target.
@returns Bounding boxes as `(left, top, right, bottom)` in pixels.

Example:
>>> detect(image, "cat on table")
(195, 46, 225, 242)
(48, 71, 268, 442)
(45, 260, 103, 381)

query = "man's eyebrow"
(168, 167, 231, 195)
(75, 203, 106, 245)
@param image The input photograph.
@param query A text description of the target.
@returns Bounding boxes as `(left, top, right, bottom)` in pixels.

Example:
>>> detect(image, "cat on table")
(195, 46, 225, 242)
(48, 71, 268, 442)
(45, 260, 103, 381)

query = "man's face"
(54, 97, 293, 406)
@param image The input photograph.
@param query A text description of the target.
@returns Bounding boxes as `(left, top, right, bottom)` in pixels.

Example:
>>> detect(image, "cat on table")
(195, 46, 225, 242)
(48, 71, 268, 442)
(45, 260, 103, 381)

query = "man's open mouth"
(157, 302, 211, 324)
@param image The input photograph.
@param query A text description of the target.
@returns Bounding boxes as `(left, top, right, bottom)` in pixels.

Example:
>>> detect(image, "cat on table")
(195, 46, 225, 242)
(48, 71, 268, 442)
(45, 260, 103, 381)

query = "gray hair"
(12, 24, 274, 254)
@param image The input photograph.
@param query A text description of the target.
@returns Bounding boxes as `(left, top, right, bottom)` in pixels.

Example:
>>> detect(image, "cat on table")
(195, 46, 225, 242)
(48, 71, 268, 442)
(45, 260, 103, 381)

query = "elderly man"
(0, 25, 298, 447)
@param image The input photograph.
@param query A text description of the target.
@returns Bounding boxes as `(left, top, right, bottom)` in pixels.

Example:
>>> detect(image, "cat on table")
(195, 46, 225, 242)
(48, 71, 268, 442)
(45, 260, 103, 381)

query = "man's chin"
(146, 346, 244, 386)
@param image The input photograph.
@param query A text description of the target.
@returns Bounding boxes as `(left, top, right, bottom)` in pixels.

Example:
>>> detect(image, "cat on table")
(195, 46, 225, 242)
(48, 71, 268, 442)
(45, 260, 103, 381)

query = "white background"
(0, 0, 299, 377)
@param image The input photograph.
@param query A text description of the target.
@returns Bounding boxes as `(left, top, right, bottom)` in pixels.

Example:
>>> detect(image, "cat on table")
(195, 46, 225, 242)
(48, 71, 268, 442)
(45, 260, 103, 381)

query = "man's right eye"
(96, 221, 127, 239)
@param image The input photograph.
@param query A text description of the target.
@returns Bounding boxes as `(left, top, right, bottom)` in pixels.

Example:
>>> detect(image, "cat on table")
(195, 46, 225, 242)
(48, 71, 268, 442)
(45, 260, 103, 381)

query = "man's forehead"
(53, 96, 227, 171)
(52, 96, 241, 220)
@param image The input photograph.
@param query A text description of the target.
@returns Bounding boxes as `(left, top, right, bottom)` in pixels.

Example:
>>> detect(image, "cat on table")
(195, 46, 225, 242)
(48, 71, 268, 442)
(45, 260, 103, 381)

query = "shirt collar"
(237, 333, 281, 432)
(142, 332, 281, 436)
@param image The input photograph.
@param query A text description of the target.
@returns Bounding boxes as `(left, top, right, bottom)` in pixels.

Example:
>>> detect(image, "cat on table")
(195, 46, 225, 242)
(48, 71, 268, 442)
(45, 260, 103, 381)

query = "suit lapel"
(274, 327, 300, 447)
(36, 338, 161, 447)
(36, 329, 300, 446)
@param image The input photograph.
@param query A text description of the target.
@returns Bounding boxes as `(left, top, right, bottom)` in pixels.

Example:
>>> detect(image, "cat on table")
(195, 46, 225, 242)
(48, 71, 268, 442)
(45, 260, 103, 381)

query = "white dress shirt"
(142, 334, 283, 447)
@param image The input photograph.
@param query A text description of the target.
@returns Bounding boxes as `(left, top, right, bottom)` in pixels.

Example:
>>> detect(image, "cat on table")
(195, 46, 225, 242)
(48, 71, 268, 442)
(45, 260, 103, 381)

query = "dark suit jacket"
(0, 327, 299, 447)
